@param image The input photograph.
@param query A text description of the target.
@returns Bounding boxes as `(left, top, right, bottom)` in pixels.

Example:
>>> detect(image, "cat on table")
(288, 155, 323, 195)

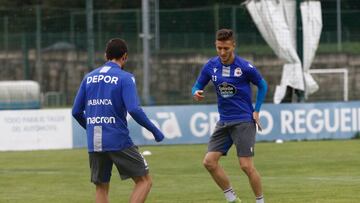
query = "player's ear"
(122, 53, 128, 63)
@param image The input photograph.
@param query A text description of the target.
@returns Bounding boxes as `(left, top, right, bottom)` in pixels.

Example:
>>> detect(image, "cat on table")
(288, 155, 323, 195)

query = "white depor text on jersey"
(87, 75, 118, 84)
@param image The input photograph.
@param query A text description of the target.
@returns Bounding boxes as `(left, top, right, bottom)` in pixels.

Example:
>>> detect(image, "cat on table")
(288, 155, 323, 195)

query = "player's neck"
(110, 59, 124, 69)
(221, 54, 235, 65)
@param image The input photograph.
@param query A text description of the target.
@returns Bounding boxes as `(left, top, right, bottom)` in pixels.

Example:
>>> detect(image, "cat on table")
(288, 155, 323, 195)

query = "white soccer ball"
(275, 139, 284, 144)
(142, 150, 152, 156)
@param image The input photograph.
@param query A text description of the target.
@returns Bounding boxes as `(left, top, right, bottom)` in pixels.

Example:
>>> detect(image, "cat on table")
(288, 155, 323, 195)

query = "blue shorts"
(208, 121, 256, 157)
(89, 146, 148, 184)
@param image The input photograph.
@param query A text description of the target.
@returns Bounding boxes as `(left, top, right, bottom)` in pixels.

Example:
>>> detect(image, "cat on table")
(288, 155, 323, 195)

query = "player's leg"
(239, 157, 263, 200)
(96, 183, 110, 203)
(231, 121, 264, 202)
(130, 175, 152, 203)
(204, 152, 241, 203)
(89, 152, 113, 203)
(110, 146, 151, 203)
(204, 121, 240, 202)
(203, 151, 230, 190)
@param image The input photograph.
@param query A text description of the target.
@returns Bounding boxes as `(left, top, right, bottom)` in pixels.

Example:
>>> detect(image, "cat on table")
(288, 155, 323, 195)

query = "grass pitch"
(0, 140, 359, 203)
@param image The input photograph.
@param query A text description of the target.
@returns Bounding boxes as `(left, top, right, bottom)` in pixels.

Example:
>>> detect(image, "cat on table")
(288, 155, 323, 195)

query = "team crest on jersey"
(213, 67, 218, 73)
(217, 82, 237, 98)
(234, 67, 242, 77)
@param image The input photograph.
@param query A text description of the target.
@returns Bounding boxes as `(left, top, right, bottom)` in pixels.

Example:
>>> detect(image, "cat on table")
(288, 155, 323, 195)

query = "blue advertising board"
(72, 101, 360, 148)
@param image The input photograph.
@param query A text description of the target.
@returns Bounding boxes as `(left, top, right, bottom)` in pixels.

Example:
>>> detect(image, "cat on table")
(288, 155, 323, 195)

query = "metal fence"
(0, 2, 359, 107)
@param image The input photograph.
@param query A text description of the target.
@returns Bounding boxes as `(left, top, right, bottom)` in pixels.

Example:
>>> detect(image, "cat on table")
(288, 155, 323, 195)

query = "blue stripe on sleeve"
(192, 64, 211, 95)
(191, 81, 202, 95)
(254, 79, 267, 112)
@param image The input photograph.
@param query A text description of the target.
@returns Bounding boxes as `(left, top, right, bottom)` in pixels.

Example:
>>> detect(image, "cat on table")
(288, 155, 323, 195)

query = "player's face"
(215, 40, 235, 64)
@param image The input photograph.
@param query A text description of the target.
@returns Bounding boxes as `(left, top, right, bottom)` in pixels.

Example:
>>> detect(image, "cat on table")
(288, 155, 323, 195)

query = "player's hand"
(154, 131, 165, 142)
(193, 90, 204, 101)
(253, 111, 262, 132)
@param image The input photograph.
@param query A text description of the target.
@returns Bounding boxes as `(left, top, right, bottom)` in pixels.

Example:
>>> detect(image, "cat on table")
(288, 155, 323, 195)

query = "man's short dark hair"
(105, 38, 128, 60)
(216, 29, 234, 41)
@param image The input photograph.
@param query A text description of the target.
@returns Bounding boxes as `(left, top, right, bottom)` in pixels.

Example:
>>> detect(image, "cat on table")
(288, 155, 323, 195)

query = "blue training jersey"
(194, 56, 263, 122)
(72, 61, 163, 152)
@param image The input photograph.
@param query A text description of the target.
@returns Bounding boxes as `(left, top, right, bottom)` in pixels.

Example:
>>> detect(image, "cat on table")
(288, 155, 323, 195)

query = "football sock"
(223, 187, 237, 202)
(256, 195, 264, 203)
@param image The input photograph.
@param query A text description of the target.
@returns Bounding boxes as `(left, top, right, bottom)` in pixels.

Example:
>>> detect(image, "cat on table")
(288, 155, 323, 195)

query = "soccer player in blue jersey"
(72, 38, 164, 203)
(192, 29, 267, 203)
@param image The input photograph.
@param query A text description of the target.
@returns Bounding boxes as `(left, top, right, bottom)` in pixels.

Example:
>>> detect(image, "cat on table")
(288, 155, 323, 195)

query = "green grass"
(0, 140, 359, 203)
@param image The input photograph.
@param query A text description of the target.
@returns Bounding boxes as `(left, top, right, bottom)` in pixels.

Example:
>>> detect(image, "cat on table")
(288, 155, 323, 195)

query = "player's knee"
(240, 164, 255, 175)
(95, 183, 108, 193)
(135, 175, 152, 189)
(203, 158, 217, 171)
(144, 176, 153, 189)
(146, 179, 152, 190)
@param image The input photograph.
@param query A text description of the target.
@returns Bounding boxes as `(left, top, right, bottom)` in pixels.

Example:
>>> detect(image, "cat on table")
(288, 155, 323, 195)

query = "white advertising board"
(0, 109, 72, 151)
